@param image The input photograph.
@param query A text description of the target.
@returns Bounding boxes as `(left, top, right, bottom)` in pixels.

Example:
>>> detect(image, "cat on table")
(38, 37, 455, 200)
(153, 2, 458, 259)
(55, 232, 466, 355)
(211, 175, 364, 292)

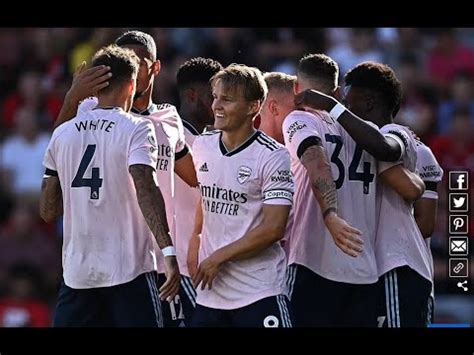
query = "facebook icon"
(449, 171, 469, 191)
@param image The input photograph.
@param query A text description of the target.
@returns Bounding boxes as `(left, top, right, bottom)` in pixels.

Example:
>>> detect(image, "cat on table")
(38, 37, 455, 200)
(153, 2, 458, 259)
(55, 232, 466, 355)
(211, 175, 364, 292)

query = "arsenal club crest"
(237, 166, 252, 184)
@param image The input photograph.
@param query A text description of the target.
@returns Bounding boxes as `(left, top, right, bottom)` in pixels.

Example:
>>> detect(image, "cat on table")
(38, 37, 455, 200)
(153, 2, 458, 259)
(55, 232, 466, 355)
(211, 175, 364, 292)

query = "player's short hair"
(297, 54, 339, 92)
(176, 57, 223, 92)
(211, 64, 268, 103)
(115, 30, 158, 61)
(264, 72, 296, 96)
(344, 61, 402, 116)
(92, 44, 140, 94)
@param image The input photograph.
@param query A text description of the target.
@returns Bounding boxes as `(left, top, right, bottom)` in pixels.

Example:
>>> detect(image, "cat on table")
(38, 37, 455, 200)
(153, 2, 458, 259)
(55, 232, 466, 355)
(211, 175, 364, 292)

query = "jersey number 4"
(71, 144, 103, 199)
(325, 134, 374, 194)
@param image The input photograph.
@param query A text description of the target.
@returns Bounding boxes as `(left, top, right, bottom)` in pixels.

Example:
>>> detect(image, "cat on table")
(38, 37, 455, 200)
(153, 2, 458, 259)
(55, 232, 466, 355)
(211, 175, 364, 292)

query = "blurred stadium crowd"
(0, 27, 472, 326)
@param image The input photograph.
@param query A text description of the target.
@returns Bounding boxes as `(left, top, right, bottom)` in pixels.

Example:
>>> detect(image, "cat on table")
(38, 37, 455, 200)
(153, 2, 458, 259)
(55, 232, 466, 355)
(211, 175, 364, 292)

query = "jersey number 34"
(325, 134, 374, 194)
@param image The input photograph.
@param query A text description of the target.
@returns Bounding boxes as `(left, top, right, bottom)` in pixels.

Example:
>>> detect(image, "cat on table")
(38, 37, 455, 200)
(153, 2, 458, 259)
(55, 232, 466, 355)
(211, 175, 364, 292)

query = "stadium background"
(0, 27, 472, 326)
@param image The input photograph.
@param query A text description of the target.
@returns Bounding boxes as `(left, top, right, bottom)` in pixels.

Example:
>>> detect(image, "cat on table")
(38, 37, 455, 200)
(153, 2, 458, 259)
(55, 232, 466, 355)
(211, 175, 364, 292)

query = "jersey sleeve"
(416, 142, 443, 199)
(128, 119, 158, 169)
(42, 136, 58, 176)
(378, 123, 415, 174)
(174, 110, 189, 161)
(261, 148, 294, 206)
(282, 110, 324, 161)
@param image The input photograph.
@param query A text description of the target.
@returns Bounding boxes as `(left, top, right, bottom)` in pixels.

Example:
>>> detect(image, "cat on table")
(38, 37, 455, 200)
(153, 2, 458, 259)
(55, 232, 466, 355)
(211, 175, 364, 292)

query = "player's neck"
(179, 106, 207, 133)
(132, 89, 153, 112)
(222, 124, 256, 151)
(97, 96, 127, 111)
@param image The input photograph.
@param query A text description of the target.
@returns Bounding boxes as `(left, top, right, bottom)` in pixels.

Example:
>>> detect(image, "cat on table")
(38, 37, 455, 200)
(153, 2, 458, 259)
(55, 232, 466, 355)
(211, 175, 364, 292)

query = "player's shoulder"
(381, 123, 416, 146)
(50, 119, 74, 142)
(193, 129, 221, 148)
(284, 109, 315, 126)
(199, 129, 221, 137)
(256, 131, 285, 153)
(416, 140, 439, 164)
(182, 120, 200, 136)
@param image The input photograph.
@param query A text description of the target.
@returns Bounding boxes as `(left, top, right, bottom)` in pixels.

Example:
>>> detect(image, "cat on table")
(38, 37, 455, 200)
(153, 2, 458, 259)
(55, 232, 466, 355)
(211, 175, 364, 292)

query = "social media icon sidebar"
(448, 171, 470, 292)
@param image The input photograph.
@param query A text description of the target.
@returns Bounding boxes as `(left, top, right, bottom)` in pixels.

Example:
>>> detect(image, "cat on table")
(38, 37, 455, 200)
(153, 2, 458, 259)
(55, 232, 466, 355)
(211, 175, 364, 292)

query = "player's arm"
(39, 173, 63, 223)
(193, 202, 290, 290)
(174, 148, 198, 188)
(129, 121, 180, 301)
(187, 197, 203, 278)
(300, 140, 363, 256)
(379, 164, 425, 202)
(129, 164, 180, 300)
(295, 89, 402, 162)
(414, 195, 438, 239)
(54, 63, 111, 129)
(413, 144, 443, 238)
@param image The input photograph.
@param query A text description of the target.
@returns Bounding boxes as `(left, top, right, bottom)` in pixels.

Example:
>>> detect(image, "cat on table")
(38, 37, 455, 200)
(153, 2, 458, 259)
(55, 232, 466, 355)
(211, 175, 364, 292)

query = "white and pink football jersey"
(416, 140, 444, 199)
(376, 123, 433, 283)
(145, 104, 187, 273)
(192, 130, 294, 310)
(43, 107, 159, 289)
(79, 98, 188, 274)
(283, 109, 379, 284)
(174, 120, 201, 277)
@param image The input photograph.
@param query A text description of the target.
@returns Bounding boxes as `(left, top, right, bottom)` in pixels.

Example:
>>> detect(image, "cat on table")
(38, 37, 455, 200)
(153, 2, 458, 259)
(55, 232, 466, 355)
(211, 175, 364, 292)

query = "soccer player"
(190, 64, 294, 327)
(259, 72, 297, 144)
(284, 54, 380, 327)
(173, 57, 223, 325)
(414, 141, 444, 240)
(259, 72, 297, 255)
(53, 30, 197, 327)
(414, 140, 444, 324)
(40, 45, 180, 327)
(300, 62, 429, 326)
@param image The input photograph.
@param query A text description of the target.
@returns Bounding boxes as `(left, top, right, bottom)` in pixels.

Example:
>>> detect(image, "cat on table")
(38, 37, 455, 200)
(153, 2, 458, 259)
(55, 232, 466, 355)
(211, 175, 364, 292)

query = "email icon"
(449, 237, 469, 256)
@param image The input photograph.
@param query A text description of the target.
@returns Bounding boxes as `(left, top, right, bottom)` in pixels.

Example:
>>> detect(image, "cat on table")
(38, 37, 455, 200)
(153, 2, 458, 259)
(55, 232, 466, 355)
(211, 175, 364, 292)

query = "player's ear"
(128, 79, 136, 96)
(293, 81, 299, 95)
(152, 59, 161, 75)
(365, 94, 376, 112)
(268, 99, 278, 116)
(248, 100, 261, 117)
(333, 86, 342, 101)
(187, 87, 197, 102)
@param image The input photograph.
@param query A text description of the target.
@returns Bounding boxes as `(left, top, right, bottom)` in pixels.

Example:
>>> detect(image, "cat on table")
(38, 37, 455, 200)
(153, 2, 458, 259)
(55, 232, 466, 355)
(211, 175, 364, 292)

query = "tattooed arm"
(300, 141, 363, 257)
(129, 164, 172, 248)
(129, 164, 180, 301)
(39, 176, 63, 223)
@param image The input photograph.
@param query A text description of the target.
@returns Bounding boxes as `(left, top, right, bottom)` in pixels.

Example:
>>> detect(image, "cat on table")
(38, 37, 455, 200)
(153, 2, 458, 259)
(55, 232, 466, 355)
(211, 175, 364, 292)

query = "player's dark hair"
(298, 53, 339, 92)
(176, 57, 223, 92)
(92, 44, 140, 94)
(344, 61, 402, 117)
(115, 30, 158, 60)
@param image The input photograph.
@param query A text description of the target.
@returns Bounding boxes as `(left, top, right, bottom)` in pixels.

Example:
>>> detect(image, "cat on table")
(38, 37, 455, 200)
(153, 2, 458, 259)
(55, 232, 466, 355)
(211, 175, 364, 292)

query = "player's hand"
(66, 61, 112, 103)
(187, 233, 201, 278)
(294, 89, 337, 112)
(192, 252, 223, 291)
(324, 212, 363, 257)
(160, 256, 181, 302)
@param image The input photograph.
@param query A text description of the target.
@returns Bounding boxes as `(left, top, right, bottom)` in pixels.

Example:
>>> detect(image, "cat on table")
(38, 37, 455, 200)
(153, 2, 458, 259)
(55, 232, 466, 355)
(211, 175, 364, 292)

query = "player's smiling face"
(212, 79, 254, 132)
